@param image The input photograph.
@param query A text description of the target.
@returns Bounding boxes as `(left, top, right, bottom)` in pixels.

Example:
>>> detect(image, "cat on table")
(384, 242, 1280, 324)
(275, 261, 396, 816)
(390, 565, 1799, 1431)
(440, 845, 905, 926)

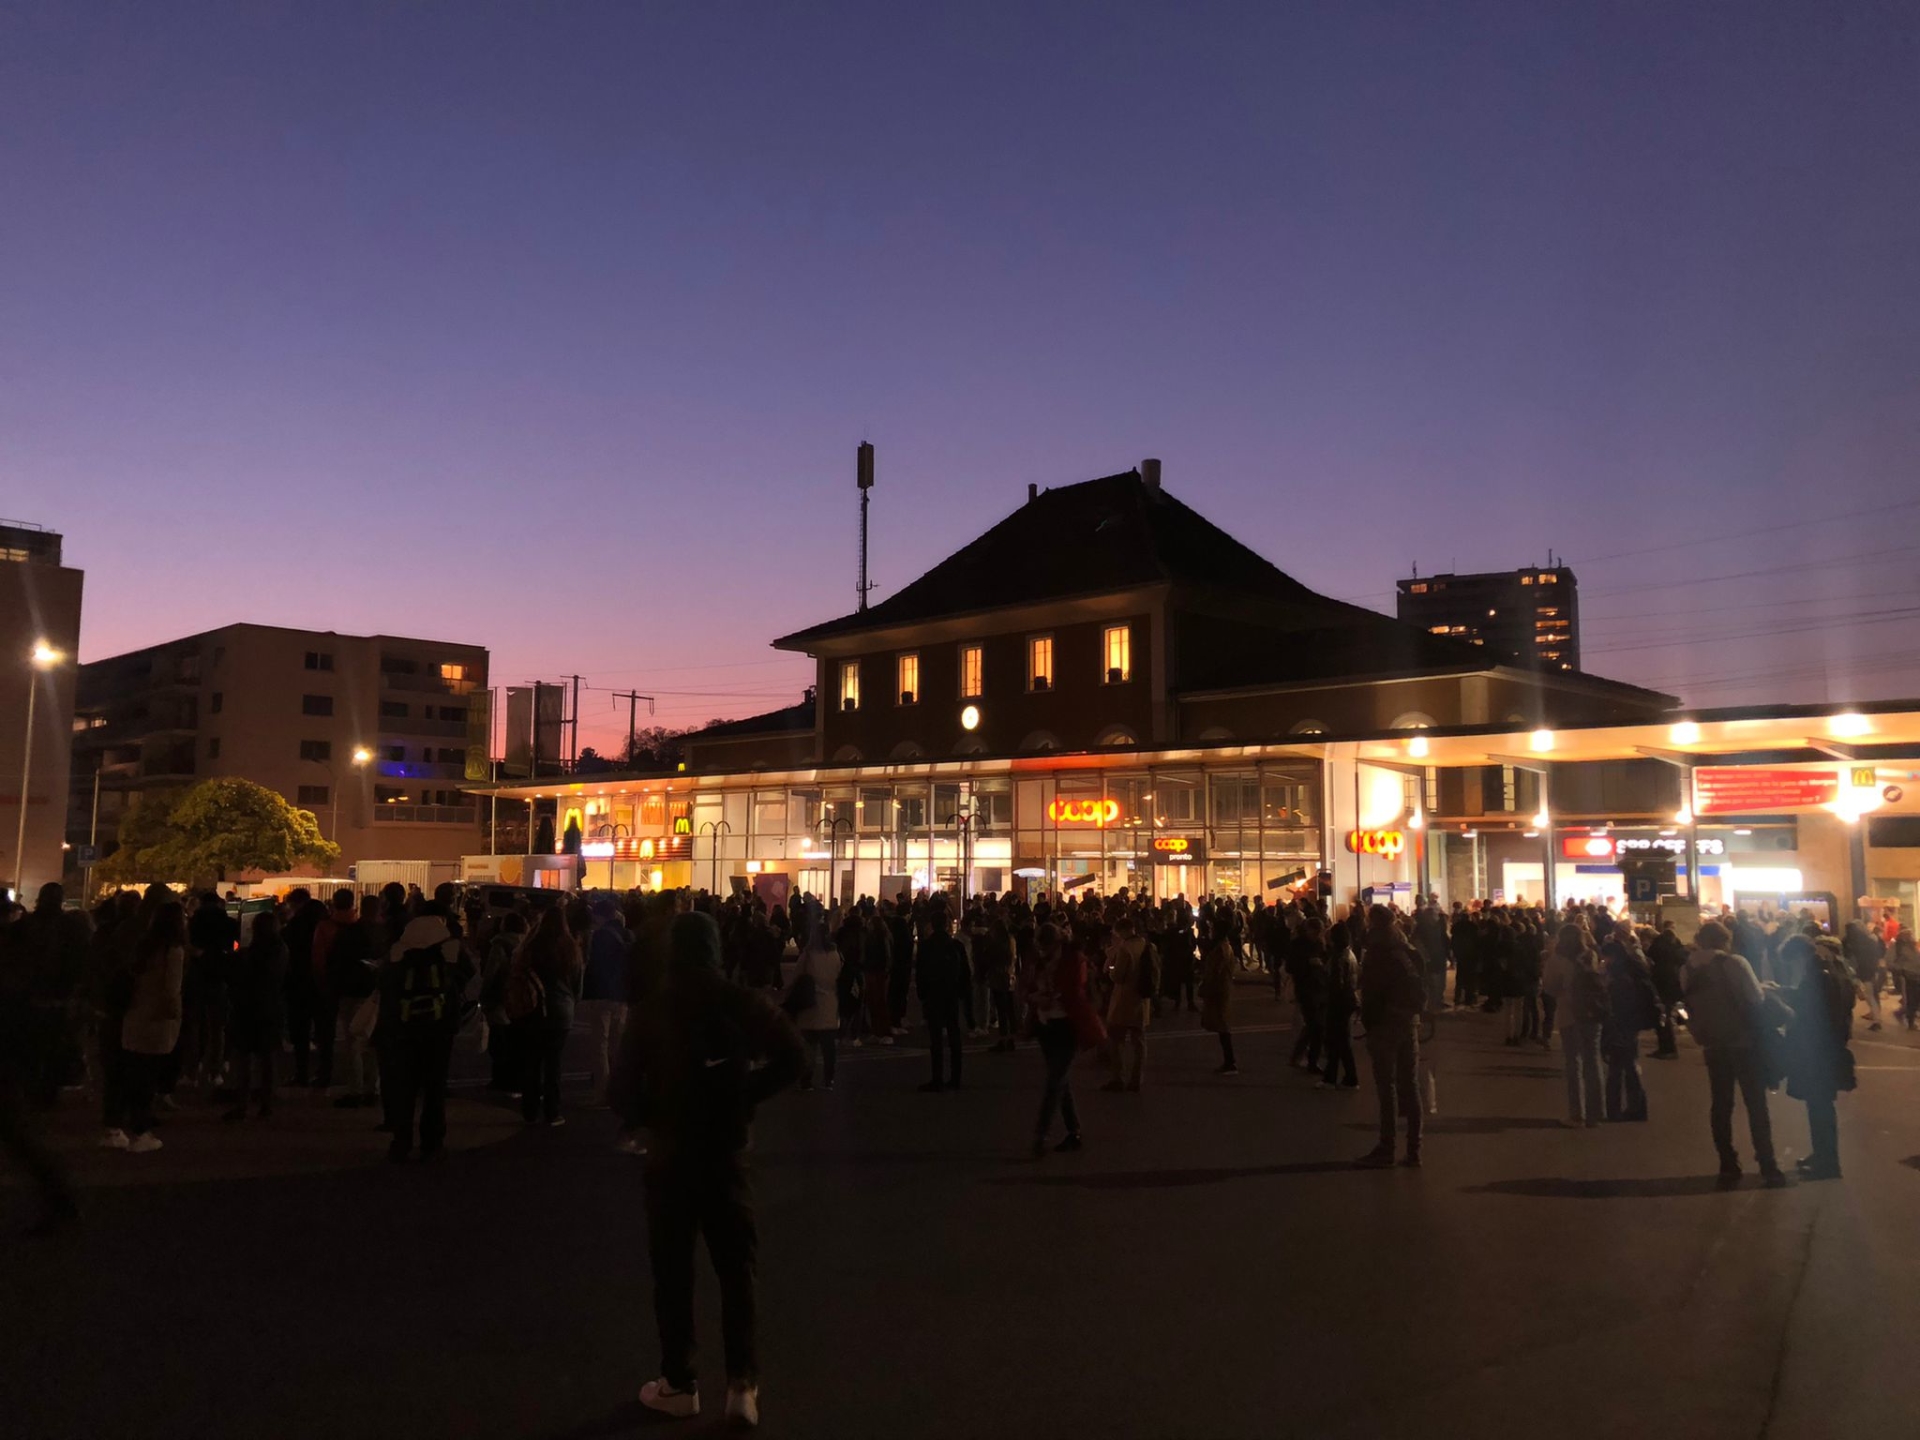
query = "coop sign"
(1047, 798, 1122, 826)
(1345, 828, 1406, 859)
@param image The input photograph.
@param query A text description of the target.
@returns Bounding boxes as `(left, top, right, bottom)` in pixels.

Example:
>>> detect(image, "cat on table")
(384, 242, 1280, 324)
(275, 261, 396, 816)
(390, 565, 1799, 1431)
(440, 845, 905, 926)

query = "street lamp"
(699, 818, 732, 896)
(818, 814, 854, 912)
(325, 745, 375, 842)
(952, 807, 978, 900)
(14, 641, 63, 900)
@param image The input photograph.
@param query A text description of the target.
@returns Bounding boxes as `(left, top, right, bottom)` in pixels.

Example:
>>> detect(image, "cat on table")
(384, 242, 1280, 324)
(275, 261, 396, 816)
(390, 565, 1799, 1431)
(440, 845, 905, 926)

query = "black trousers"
(991, 990, 1017, 1040)
(0, 1068, 72, 1212)
(1705, 1048, 1775, 1170)
(1034, 1019, 1080, 1140)
(1321, 1016, 1357, 1086)
(287, 992, 317, 1084)
(386, 1025, 454, 1155)
(803, 1030, 837, 1086)
(97, 1015, 127, 1129)
(926, 1010, 963, 1087)
(1290, 1007, 1324, 1068)
(122, 1050, 161, 1137)
(645, 1154, 759, 1389)
(1454, 956, 1478, 1007)
(521, 1022, 567, 1122)
(311, 997, 339, 1087)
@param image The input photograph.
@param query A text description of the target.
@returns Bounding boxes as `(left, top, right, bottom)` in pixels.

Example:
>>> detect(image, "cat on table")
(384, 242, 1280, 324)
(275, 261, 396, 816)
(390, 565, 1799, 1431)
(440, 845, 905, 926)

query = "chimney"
(1140, 457, 1161, 491)
(1027, 482, 1038, 504)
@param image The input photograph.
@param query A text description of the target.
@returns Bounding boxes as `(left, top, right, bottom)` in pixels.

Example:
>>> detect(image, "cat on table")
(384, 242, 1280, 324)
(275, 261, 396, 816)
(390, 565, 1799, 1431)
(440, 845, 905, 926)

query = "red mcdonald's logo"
(1345, 828, 1406, 859)
(1048, 797, 1122, 826)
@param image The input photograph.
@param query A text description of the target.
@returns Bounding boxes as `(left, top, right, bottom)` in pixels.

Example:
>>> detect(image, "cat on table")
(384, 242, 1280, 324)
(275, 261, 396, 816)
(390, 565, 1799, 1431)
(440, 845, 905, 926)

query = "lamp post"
(326, 745, 374, 842)
(818, 814, 853, 913)
(594, 821, 631, 892)
(952, 807, 978, 900)
(699, 819, 732, 896)
(14, 641, 62, 900)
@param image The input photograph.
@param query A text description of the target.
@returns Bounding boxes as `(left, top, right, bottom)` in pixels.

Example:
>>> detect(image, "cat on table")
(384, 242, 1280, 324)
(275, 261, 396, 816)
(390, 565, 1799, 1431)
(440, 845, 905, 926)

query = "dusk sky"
(6, 3, 1917, 754)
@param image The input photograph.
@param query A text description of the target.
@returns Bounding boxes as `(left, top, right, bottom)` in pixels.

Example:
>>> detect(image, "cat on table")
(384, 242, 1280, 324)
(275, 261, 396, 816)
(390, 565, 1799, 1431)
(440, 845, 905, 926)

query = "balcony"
(372, 804, 478, 825)
(380, 672, 479, 697)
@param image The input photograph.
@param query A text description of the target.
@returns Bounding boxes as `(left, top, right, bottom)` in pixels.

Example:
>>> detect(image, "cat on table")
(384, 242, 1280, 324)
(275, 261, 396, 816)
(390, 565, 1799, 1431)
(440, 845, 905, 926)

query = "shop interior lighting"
(1674, 804, 1693, 825)
(1529, 729, 1554, 753)
(1406, 735, 1429, 758)
(1828, 712, 1872, 739)
(1531, 807, 1550, 828)
(1669, 721, 1701, 745)
(1407, 808, 1425, 829)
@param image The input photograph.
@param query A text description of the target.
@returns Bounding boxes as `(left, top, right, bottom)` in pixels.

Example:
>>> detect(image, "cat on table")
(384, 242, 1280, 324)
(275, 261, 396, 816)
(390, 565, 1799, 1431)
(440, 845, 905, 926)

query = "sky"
(4, 1, 1918, 755)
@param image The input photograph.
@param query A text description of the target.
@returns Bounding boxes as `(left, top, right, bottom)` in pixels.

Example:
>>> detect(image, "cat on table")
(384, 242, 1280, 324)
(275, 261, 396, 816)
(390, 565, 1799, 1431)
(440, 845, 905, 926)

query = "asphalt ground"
(4, 986, 1919, 1440)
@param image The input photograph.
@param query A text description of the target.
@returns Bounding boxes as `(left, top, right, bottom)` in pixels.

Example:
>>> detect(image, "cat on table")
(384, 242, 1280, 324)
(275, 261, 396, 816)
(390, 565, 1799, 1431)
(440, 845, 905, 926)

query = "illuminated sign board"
(578, 837, 671, 862)
(1150, 836, 1207, 864)
(1345, 829, 1406, 859)
(1693, 767, 1838, 817)
(671, 800, 692, 835)
(1559, 834, 1726, 860)
(1048, 798, 1121, 826)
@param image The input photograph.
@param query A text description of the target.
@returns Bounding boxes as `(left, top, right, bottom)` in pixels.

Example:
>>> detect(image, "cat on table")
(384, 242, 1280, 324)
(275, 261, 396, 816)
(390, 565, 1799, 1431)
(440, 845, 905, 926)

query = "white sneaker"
(127, 1133, 164, 1154)
(99, 1128, 130, 1149)
(639, 1379, 700, 1418)
(615, 1134, 647, 1156)
(725, 1384, 760, 1428)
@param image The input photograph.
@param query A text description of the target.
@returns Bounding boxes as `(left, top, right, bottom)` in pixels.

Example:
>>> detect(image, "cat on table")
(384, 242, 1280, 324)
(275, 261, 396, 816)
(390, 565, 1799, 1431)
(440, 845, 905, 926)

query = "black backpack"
(396, 943, 450, 1024)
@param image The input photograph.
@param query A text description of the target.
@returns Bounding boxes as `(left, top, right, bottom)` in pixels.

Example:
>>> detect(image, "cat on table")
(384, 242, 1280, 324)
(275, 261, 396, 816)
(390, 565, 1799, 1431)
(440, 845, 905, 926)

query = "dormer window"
(896, 653, 919, 706)
(839, 661, 860, 712)
(1102, 625, 1132, 684)
(1027, 635, 1054, 691)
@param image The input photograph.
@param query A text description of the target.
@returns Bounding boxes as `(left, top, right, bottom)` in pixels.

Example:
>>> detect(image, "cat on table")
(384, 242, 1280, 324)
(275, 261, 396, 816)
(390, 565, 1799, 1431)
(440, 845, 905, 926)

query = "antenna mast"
(856, 441, 875, 611)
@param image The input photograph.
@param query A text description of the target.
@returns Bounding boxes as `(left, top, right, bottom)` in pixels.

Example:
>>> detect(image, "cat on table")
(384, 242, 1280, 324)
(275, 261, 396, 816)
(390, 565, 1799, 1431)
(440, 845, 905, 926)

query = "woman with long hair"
(1544, 923, 1605, 1127)
(119, 903, 188, 1154)
(1199, 910, 1239, 1076)
(785, 919, 843, 1090)
(1026, 923, 1102, 1156)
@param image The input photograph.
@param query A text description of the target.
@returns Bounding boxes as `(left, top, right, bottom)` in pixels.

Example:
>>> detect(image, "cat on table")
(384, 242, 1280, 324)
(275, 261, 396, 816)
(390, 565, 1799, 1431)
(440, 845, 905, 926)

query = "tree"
(93, 788, 185, 886)
(574, 747, 613, 775)
(104, 778, 341, 884)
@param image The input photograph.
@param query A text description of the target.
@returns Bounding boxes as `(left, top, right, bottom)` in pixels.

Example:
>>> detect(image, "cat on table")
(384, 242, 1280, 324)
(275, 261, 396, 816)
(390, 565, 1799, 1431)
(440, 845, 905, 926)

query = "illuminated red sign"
(1048, 798, 1121, 826)
(1561, 835, 1617, 860)
(1693, 767, 1839, 817)
(1150, 836, 1206, 863)
(1345, 829, 1406, 859)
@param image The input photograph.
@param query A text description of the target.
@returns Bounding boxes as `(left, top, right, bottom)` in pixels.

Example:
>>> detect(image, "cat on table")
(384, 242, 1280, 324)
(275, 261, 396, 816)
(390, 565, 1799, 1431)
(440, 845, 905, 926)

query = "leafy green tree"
(93, 788, 185, 886)
(102, 778, 340, 884)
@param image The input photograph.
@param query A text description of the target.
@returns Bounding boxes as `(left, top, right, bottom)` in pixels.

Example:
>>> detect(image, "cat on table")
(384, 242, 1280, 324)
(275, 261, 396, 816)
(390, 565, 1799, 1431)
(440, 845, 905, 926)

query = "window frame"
(1027, 634, 1055, 692)
(301, 693, 334, 717)
(839, 660, 861, 713)
(1101, 624, 1132, 684)
(959, 644, 983, 699)
(298, 738, 332, 763)
(896, 652, 919, 706)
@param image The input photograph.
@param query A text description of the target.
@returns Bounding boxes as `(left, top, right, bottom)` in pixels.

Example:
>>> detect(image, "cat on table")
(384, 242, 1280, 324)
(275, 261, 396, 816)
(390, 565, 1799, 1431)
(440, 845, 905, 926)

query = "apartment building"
(71, 624, 489, 874)
(1396, 564, 1580, 671)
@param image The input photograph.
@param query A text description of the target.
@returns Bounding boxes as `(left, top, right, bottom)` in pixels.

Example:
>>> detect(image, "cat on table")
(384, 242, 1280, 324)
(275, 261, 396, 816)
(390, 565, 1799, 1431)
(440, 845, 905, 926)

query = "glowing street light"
(14, 641, 65, 898)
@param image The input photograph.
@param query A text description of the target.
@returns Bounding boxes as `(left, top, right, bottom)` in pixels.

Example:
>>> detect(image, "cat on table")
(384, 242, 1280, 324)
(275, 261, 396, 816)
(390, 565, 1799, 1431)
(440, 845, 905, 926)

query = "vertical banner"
(465, 690, 493, 782)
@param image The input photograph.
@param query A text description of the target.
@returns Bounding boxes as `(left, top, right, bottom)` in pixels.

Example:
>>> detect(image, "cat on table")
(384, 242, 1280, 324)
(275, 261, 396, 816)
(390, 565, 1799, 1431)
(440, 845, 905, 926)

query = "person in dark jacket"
(1599, 921, 1658, 1121)
(1355, 907, 1425, 1168)
(620, 912, 803, 1428)
(1783, 934, 1853, 1180)
(282, 891, 327, 1088)
(914, 905, 969, 1091)
(183, 890, 236, 1096)
(0, 917, 78, 1233)
(225, 912, 288, 1120)
(513, 906, 582, 1127)
(1286, 919, 1329, 1072)
(1318, 921, 1360, 1090)
(1646, 921, 1688, 1057)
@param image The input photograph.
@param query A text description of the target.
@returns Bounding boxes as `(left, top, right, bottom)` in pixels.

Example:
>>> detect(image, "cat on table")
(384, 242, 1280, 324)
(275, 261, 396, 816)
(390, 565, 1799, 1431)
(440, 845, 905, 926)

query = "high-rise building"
(1396, 565, 1580, 671)
(70, 624, 489, 875)
(1, 521, 84, 899)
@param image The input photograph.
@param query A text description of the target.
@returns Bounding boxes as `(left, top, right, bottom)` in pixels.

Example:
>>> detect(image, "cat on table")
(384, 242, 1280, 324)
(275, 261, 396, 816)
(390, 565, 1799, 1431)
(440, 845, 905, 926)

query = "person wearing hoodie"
(619, 911, 803, 1428)
(1101, 913, 1153, 1093)
(379, 895, 472, 1163)
(1682, 920, 1786, 1187)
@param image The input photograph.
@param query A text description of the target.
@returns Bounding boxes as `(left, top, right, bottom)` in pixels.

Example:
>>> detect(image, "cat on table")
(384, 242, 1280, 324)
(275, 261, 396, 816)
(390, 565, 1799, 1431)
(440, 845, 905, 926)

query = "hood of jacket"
(669, 912, 724, 979)
(392, 913, 454, 959)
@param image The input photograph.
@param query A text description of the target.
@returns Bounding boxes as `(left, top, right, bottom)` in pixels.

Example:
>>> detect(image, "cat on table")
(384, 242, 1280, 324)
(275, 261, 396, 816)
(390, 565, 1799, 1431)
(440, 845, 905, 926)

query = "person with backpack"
(1683, 920, 1786, 1187)
(1355, 905, 1425, 1168)
(1545, 924, 1607, 1128)
(1600, 921, 1659, 1122)
(224, 911, 288, 1121)
(1782, 934, 1855, 1181)
(1100, 912, 1155, 1093)
(511, 906, 581, 1127)
(621, 911, 804, 1427)
(379, 894, 472, 1162)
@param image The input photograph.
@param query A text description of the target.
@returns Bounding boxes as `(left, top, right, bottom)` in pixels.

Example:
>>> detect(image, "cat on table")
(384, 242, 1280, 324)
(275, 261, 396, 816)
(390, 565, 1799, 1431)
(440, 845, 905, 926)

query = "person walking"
(914, 905, 969, 1092)
(1026, 923, 1102, 1156)
(1841, 920, 1885, 1032)
(1600, 921, 1658, 1121)
(1683, 921, 1786, 1187)
(1318, 920, 1360, 1091)
(622, 911, 804, 1427)
(380, 894, 472, 1162)
(784, 920, 842, 1090)
(977, 917, 1018, 1052)
(1782, 934, 1855, 1181)
(1355, 906, 1424, 1168)
(579, 901, 632, 1107)
(1101, 913, 1154, 1093)
(514, 906, 582, 1127)
(224, 911, 287, 1121)
(120, 903, 188, 1155)
(1545, 924, 1606, 1127)
(1199, 917, 1239, 1076)
(1647, 919, 1688, 1057)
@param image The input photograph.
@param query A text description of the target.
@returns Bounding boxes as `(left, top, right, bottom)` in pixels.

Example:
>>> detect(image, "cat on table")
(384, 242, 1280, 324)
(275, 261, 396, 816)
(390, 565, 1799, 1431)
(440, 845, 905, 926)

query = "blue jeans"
(1561, 1021, 1603, 1123)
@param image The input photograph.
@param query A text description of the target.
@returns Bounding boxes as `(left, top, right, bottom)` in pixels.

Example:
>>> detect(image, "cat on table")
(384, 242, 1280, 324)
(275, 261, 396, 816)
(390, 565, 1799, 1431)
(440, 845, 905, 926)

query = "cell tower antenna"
(856, 441, 875, 611)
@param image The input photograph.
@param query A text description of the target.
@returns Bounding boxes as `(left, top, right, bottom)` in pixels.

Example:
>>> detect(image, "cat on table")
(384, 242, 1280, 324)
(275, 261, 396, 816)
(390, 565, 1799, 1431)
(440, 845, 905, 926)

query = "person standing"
(1600, 921, 1658, 1122)
(380, 895, 472, 1162)
(623, 912, 804, 1427)
(1355, 906, 1424, 1168)
(1683, 921, 1786, 1187)
(1646, 920, 1688, 1057)
(1841, 920, 1885, 1032)
(282, 890, 327, 1089)
(1413, 902, 1450, 1016)
(579, 901, 632, 1107)
(1101, 914, 1154, 1093)
(16, 883, 89, 1110)
(784, 920, 842, 1090)
(0, 917, 78, 1232)
(120, 903, 188, 1154)
(1026, 923, 1101, 1156)
(1199, 916, 1239, 1076)
(514, 906, 582, 1127)
(1318, 920, 1360, 1090)
(326, 892, 381, 1109)
(224, 912, 288, 1121)
(977, 917, 1018, 1052)
(1286, 917, 1329, 1073)
(861, 909, 893, 1046)
(915, 905, 969, 1092)
(1782, 934, 1855, 1181)
(1544, 924, 1606, 1128)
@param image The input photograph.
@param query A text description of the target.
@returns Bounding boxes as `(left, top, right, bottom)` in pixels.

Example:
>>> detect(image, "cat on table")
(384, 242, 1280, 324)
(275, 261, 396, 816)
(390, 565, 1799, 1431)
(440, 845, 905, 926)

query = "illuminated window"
(896, 653, 919, 705)
(1028, 636, 1054, 691)
(1520, 575, 1534, 585)
(1102, 625, 1132, 683)
(440, 663, 467, 682)
(839, 661, 860, 712)
(960, 645, 983, 699)
(1429, 624, 1451, 634)
(1410, 582, 1428, 594)
(1538, 574, 1557, 584)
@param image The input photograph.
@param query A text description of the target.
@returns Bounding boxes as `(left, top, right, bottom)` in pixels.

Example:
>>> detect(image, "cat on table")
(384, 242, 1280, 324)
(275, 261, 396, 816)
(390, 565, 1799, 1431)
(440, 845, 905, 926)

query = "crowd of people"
(2, 873, 1909, 1426)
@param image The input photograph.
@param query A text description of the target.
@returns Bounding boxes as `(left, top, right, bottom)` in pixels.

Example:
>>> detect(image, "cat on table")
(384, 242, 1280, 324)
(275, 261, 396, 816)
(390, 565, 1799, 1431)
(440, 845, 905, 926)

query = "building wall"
(817, 611, 1157, 762)
(1, 554, 83, 897)
(72, 624, 488, 877)
(681, 728, 815, 774)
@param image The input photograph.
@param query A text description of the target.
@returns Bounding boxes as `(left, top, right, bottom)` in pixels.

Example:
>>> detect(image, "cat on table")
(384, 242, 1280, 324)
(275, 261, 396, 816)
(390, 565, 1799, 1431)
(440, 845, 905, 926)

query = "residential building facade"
(1396, 564, 1581, 671)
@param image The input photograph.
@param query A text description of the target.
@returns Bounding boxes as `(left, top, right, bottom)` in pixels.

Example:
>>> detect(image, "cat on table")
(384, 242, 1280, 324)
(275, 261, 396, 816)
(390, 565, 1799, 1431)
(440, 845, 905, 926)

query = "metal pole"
(14, 672, 36, 899)
(84, 767, 100, 901)
(1685, 763, 1702, 905)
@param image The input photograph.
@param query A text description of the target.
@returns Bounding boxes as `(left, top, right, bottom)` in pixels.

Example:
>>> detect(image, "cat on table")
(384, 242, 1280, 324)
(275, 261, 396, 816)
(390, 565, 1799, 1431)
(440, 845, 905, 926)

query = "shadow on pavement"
(993, 1158, 1357, 1190)
(1466, 1174, 1734, 1199)
(533, 1400, 711, 1439)
(1900, 1156, 1920, 1171)
(1466, 1065, 1561, 1079)
(1341, 1116, 1564, 1135)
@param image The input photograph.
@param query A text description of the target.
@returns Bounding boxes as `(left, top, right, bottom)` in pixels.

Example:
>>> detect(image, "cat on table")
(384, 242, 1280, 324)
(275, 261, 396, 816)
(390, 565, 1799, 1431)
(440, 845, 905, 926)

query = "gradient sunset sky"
(6, 3, 1917, 754)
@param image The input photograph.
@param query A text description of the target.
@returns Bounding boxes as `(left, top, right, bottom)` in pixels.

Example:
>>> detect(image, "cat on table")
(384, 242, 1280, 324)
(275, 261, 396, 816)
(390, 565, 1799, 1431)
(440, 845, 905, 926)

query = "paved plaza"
(5, 989, 1919, 1440)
